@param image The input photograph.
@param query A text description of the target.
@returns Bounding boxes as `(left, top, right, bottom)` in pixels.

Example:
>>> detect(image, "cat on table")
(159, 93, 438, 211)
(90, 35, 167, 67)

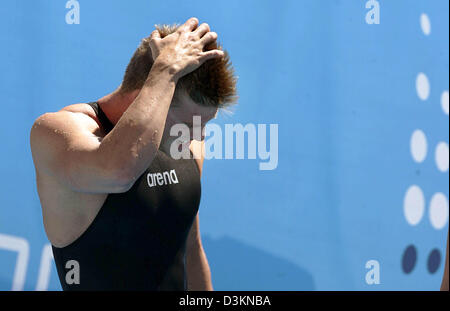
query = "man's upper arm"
(30, 111, 129, 194)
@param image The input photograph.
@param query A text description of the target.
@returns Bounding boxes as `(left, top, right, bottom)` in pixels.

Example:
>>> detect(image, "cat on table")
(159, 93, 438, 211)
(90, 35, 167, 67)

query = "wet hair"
(120, 23, 238, 108)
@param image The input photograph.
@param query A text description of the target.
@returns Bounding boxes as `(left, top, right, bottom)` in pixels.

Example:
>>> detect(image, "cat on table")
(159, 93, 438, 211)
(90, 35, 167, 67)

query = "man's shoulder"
(59, 102, 97, 119)
(55, 102, 104, 131)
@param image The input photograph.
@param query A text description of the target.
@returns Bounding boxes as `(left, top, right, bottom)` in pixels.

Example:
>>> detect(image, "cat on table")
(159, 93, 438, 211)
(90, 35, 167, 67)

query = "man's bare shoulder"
(59, 102, 97, 120)
(52, 102, 103, 134)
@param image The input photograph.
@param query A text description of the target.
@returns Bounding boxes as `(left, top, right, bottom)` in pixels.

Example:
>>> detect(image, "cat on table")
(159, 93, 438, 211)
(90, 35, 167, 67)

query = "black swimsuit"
(52, 102, 201, 290)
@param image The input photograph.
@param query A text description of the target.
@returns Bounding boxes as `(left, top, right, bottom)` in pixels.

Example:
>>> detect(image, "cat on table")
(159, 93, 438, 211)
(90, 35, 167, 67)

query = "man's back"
(32, 102, 201, 290)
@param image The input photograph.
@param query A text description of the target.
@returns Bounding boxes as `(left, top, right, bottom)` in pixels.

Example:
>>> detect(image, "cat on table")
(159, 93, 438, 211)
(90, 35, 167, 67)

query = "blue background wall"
(0, 0, 448, 290)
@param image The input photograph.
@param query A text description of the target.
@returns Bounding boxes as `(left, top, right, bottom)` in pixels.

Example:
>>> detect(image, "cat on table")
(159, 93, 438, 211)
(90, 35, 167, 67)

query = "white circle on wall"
(429, 193, 449, 230)
(404, 185, 425, 226)
(435, 142, 449, 172)
(442, 91, 449, 115)
(420, 13, 431, 36)
(410, 130, 428, 163)
(416, 73, 430, 101)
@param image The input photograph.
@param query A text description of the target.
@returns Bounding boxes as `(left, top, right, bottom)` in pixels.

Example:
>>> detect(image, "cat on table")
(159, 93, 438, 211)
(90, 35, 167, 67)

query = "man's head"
(119, 23, 237, 132)
(121, 24, 238, 104)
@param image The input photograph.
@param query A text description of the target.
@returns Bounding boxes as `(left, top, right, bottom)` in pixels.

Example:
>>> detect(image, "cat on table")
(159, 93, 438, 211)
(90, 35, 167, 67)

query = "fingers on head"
(150, 29, 161, 41)
(200, 49, 224, 62)
(200, 31, 218, 46)
(188, 17, 199, 29)
(194, 23, 210, 38)
(180, 17, 199, 33)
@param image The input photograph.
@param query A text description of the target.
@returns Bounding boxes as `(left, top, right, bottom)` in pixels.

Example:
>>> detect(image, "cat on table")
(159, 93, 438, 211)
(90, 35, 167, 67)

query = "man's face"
(161, 89, 218, 151)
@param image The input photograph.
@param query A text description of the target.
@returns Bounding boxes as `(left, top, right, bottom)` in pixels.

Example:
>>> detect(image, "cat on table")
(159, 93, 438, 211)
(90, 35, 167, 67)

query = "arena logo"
(147, 170, 179, 188)
(169, 116, 279, 171)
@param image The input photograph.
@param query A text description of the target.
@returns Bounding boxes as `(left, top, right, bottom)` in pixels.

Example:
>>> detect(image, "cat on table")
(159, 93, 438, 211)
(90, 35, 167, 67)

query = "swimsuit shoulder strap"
(86, 101, 114, 134)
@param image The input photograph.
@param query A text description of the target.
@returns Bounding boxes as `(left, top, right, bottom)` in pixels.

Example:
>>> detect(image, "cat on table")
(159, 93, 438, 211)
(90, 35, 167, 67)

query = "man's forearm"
(101, 60, 178, 183)
(186, 245, 213, 291)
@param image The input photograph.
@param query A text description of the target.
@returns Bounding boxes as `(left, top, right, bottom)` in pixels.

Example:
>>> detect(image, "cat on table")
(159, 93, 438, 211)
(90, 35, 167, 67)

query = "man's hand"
(149, 17, 224, 81)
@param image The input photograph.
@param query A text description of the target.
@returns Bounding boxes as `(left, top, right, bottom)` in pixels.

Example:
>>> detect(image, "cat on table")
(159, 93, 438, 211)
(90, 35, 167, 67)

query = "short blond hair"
(120, 23, 238, 108)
